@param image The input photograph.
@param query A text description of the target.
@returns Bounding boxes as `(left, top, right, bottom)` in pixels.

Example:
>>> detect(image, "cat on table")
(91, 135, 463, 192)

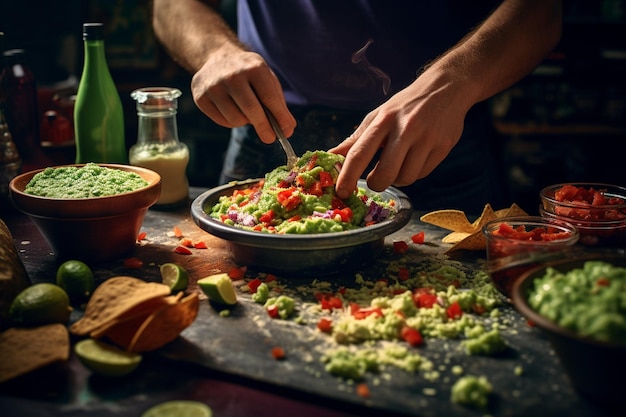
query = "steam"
(351, 39, 391, 95)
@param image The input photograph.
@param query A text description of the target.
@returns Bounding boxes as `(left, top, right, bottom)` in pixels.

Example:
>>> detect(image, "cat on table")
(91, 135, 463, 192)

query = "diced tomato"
(319, 171, 334, 188)
(398, 267, 410, 281)
(356, 383, 370, 398)
(400, 325, 424, 347)
(259, 209, 275, 223)
(320, 295, 343, 310)
(228, 266, 246, 280)
(596, 277, 610, 286)
(267, 304, 279, 319)
(136, 231, 147, 241)
(331, 197, 346, 209)
(180, 237, 194, 247)
(472, 304, 487, 315)
(287, 214, 302, 222)
(307, 181, 323, 196)
(446, 302, 463, 320)
(411, 231, 425, 244)
(173, 226, 183, 238)
(393, 240, 409, 254)
(265, 274, 277, 283)
(247, 278, 263, 293)
(271, 346, 286, 360)
(414, 292, 437, 309)
(174, 246, 192, 255)
(123, 257, 143, 269)
(304, 154, 318, 171)
(351, 305, 383, 320)
(332, 207, 353, 223)
(277, 188, 302, 211)
(317, 317, 333, 333)
(193, 240, 208, 249)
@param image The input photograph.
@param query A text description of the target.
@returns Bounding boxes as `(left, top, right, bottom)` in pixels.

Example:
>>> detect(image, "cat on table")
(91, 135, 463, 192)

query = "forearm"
(426, 0, 562, 108)
(152, 0, 245, 73)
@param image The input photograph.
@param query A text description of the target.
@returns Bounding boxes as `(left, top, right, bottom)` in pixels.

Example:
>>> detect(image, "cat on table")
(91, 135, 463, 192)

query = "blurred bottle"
(0, 41, 45, 171)
(0, 104, 21, 211)
(129, 87, 189, 207)
(74, 23, 126, 164)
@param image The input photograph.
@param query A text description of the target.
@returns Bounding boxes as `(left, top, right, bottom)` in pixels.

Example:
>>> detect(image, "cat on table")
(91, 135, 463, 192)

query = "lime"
(160, 263, 189, 292)
(9, 283, 72, 326)
(75, 338, 142, 377)
(198, 273, 237, 305)
(56, 260, 95, 303)
(142, 400, 212, 417)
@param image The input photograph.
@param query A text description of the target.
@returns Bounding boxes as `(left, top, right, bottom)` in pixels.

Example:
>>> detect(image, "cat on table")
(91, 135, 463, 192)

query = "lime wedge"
(142, 400, 213, 417)
(75, 338, 142, 377)
(198, 273, 237, 305)
(160, 263, 189, 292)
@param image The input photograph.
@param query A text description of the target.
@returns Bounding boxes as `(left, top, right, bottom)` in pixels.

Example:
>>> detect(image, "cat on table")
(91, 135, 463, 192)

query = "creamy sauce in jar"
(130, 146, 189, 206)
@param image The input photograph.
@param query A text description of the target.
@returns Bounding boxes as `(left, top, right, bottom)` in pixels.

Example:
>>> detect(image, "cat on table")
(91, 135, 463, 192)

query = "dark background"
(1, 0, 625, 214)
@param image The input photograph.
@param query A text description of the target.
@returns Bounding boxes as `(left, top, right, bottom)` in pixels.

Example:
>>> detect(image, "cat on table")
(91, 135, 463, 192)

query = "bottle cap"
(82, 23, 104, 41)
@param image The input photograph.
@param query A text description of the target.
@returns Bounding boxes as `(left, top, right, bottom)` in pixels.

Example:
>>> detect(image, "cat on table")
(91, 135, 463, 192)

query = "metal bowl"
(191, 179, 412, 276)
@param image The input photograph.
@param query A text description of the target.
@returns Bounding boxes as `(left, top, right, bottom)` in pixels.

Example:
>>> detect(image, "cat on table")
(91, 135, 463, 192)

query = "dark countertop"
(0, 188, 618, 417)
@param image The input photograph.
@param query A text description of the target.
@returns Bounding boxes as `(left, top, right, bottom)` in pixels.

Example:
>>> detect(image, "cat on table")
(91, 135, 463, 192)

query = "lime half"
(142, 400, 213, 417)
(198, 273, 237, 305)
(160, 263, 189, 292)
(75, 338, 142, 377)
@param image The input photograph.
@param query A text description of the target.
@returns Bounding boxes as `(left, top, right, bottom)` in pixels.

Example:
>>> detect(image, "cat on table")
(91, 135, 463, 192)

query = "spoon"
(263, 106, 298, 170)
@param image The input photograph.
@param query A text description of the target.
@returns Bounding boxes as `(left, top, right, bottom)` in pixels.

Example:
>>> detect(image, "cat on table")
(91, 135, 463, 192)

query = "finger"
(364, 136, 410, 191)
(334, 121, 388, 199)
(329, 111, 376, 155)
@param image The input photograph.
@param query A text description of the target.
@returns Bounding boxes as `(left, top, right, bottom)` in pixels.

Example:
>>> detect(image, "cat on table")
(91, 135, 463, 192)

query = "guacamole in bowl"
(209, 150, 397, 234)
(191, 151, 412, 275)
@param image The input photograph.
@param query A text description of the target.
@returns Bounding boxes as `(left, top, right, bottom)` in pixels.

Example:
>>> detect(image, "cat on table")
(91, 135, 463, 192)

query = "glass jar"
(129, 87, 189, 207)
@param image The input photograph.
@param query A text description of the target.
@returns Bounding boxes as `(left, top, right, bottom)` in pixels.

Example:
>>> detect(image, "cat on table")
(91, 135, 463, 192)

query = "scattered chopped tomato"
(267, 304, 280, 319)
(393, 240, 409, 254)
(472, 304, 487, 315)
(136, 231, 147, 241)
(320, 295, 343, 310)
(228, 266, 246, 280)
(356, 383, 371, 398)
(277, 188, 302, 211)
(351, 304, 383, 320)
(271, 346, 286, 360)
(174, 246, 192, 255)
(331, 197, 346, 209)
(193, 240, 208, 249)
(173, 226, 183, 238)
(180, 237, 194, 247)
(307, 181, 323, 196)
(596, 277, 610, 286)
(414, 292, 437, 309)
(398, 267, 410, 281)
(332, 207, 353, 223)
(400, 325, 424, 347)
(446, 301, 463, 320)
(123, 257, 143, 269)
(317, 317, 333, 333)
(247, 278, 263, 293)
(411, 231, 425, 244)
(265, 274, 277, 283)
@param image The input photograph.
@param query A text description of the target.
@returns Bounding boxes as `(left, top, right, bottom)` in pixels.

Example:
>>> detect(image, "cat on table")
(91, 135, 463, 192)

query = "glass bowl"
(539, 182, 626, 247)
(482, 216, 579, 297)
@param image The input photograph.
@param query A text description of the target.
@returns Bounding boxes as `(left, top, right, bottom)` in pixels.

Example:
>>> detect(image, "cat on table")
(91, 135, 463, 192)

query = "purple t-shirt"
(237, 0, 499, 110)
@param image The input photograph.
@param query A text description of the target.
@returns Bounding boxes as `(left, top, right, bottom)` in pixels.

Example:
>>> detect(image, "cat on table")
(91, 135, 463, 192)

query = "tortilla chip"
(70, 276, 171, 336)
(419, 210, 475, 233)
(128, 293, 199, 353)
(423, 203, 529, 252)
(0, 324, 69, 383)
(441, 231, 471, 244)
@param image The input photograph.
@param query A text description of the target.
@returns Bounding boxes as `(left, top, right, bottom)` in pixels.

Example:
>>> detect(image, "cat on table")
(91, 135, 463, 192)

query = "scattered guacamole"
(25, 163, 148, 198)
(451, 375, 492, 409)
(209, 150, 396, 233)
(527, 260, 626, 344)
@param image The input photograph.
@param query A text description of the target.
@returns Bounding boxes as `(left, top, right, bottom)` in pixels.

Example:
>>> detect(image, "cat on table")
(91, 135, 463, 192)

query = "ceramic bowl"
(511, 255, 626, 408)
(539, 182, 626, 247)
(482, 216, 579, 297)
(191, 179, 412, 276)
(9, 164, 161, 262)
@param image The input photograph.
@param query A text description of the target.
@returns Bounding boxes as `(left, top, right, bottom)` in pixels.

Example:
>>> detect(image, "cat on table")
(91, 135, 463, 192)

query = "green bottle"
(74, 23, 127, 164)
